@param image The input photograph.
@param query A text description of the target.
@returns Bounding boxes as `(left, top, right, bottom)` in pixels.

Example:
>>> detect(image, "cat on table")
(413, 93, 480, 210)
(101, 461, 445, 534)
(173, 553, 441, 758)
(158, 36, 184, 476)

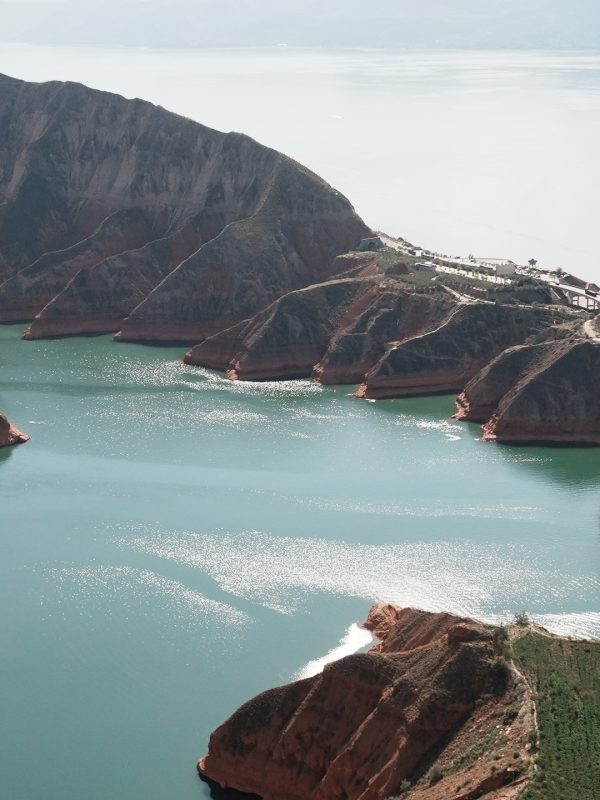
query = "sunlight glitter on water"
(46, 565, 249, 628)
(301, 496, 547, 520)
(117, 527, 600, 637)
(530, 612, 600, 640)
(98, 356, 324, 398)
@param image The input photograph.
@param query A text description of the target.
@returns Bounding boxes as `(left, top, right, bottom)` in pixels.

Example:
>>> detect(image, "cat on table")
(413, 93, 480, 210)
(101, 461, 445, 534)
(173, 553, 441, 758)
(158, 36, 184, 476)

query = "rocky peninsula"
(184, 251, 599, 444)
(456, 321, 600, 445)
(199, 604, 534, 800)
(185, 279, 558, 393)
(199, 604, 600, 800)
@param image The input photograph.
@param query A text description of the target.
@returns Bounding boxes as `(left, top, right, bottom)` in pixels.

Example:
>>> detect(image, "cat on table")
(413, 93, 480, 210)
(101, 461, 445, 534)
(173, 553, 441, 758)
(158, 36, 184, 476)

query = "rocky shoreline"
(198, 605, 600, 800)
(455, 325, 600, 445)
(1, 71, 599, 800)
(184, 264, 598, 445)
(198, 604, 535, 800)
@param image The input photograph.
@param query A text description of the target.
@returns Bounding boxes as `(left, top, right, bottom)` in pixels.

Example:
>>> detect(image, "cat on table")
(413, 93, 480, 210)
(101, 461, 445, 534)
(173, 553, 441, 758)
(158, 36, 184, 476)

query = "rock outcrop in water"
(456, 320, 600, 444)
(0, 73, 370, 341)
(199, 604, 534, 800)
(0, 411, 29, 447)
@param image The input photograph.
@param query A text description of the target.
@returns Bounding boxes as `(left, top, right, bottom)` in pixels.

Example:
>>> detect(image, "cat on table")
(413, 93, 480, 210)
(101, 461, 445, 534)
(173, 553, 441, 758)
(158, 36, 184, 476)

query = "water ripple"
(116, 526, 600, 638)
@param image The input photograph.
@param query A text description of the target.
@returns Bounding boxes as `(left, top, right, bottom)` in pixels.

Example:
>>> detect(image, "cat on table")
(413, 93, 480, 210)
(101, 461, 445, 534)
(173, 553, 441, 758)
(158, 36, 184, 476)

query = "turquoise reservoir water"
(1, 325, 599, 799)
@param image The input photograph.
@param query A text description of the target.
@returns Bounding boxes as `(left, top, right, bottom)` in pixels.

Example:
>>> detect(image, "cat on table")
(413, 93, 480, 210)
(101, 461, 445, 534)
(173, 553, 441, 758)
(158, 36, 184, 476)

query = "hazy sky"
(2, 1, 600, 49)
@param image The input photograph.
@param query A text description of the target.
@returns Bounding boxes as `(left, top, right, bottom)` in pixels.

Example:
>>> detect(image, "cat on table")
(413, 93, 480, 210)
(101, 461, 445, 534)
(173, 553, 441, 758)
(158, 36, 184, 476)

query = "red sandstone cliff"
(199, 605, 533, 800)
(184, 277, 458, 382)
(0, 73, 369, 341)
(314, 289, 454, 385)
(0, 411, 29, 447)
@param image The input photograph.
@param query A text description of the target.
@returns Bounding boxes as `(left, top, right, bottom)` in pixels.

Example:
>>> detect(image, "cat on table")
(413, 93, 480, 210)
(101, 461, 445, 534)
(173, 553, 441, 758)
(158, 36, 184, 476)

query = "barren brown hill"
(0, 73, 369, 341)
(186, 274, 560, 397)
(199, 604, 534, 800)
(185, 276, 374, 380)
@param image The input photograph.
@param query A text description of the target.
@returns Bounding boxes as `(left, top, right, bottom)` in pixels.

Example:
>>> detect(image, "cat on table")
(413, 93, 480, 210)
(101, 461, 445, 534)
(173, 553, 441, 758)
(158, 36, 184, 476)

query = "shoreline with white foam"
(294, 623, 375, 680)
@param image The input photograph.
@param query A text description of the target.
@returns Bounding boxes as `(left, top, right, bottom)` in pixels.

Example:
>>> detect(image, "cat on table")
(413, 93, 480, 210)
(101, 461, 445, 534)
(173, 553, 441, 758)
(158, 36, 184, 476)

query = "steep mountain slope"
(186, 272, 558, 398)
(185, 276, 458, 382)
(0, 73, 369, 341)
(358, 304, 558, 399)
(185, 276, 372, 379)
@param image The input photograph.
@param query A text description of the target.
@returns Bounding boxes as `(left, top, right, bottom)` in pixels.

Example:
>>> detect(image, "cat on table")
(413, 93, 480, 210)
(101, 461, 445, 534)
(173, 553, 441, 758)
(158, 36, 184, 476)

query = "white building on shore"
(474, 257, 517, 277)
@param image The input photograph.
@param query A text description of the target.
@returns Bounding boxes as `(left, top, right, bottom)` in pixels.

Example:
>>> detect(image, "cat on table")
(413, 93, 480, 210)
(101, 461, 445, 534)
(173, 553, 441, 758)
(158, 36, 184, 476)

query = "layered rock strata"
(199, 605, 533, 800)
(185, 277, 458, 381)
(0, 411, 29, 447)
(315, 289, 454, 385)
(185, 277, 372, 380)
(456, 323, 600, 444)
(23, 220, 203, 339)
(0, 72, 369, 341)
(186, 277, 557, 396)
(357, 304, 557, 399)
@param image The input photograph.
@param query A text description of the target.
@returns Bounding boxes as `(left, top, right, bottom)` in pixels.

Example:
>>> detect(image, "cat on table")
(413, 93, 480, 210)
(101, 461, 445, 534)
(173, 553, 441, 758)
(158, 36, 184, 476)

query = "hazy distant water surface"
(1, 327, 599, 799)
(2, 45, 600, 280)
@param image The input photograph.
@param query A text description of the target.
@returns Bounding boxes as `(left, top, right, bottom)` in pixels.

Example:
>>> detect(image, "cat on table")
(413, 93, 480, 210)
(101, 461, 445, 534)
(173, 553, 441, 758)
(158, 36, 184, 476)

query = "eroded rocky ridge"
(0, 73, 369, 340)
(199, 605, 534, 800)
(186, 271, 557, 393)
(185, 276, 373, 380)
(0, 411, 29, 447)
(185, 261, 599, 444)
(456, 320, 600, 444)
(356, 303, 558, 400)
(185, 273, 458, 381)
(2, 72, 592, 444)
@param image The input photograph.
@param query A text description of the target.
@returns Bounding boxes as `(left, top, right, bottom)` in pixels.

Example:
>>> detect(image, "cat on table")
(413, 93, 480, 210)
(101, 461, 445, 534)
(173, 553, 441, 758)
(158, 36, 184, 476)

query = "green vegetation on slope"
(514, 632, 600, 800)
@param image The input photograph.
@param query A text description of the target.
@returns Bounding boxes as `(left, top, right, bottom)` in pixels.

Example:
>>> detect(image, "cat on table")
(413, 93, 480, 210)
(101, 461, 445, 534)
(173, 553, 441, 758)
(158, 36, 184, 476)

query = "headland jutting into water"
(1, 73, 598, 449)
(199, 604, 600, 800)
(0, 409, 29, 447)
